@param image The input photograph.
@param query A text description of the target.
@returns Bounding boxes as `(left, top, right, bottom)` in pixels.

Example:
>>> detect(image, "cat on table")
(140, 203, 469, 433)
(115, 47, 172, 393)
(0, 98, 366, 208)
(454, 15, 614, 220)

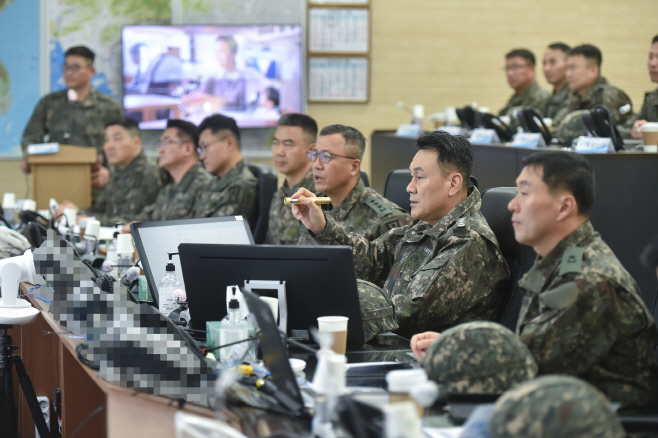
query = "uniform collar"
(579, 76, 608, 102)
(177, 161, 205, 191)
(281, 169, 314, 196)
(330, 179, 365, 220)
(113, 151, 146, 174)
(413, 186, 481, 237)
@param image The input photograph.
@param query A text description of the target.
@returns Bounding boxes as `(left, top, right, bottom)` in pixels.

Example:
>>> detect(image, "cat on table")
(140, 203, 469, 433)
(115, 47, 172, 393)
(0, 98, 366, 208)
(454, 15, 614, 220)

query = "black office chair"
(480, 187, 536, 330)
(360, 170, 370, 188)
(246, 163, 278, 244)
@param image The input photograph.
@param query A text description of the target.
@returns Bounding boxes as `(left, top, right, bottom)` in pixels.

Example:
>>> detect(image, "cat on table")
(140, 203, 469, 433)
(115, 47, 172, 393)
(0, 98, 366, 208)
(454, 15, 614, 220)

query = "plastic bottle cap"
(229, 299, 239, 309)
(166, 263, 175, 272)
(386, 369, 428, 393)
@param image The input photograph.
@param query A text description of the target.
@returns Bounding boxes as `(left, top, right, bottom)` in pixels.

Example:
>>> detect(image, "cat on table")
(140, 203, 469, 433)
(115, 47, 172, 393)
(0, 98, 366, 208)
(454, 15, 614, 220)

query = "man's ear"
(350, 158, 361, 176)
(556, 193, 578, 222)
(448, 172, 464, 196)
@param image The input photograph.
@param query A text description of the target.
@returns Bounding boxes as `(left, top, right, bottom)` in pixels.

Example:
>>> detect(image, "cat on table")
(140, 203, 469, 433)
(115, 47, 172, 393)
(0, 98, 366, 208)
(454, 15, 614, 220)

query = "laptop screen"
(131, 216, 254, 307)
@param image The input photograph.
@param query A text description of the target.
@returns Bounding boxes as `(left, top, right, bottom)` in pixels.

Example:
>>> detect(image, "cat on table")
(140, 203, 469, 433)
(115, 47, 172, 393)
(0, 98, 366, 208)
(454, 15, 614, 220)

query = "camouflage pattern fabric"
(488, 375, 625, 438)
(86, 152, 165, 226)
(136, 162, 212, 221)
(192, 160, 258, 227)
(621, 88, 658, 138)
(552, 76, 633, 128)
(357, 279, 399, 342)
(554, 109, 590, 146)
(299, 179, 412, 245)
(517, 220, 658, 414)
(421, 321, 537, 400)
(499, 81, 551, 118)
(21, 88, 122, 153)
(540, 85, 572, 120)
(265, 169, 315, 245)
(313, 187, 510, 338)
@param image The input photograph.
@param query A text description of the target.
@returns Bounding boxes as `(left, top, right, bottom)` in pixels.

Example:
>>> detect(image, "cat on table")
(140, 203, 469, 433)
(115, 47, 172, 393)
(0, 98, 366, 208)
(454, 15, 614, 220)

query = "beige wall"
(2, 0, 656, 196)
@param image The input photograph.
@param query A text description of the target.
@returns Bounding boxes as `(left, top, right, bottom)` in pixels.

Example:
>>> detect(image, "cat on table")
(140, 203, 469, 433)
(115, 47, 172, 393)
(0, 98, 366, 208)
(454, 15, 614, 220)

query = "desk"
(371, 131, 658, 305)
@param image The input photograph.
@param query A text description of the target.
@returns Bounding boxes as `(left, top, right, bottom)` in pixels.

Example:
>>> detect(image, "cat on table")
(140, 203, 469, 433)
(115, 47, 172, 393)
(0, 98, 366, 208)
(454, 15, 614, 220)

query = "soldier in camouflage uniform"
(624, 35, 658, 139)
(540, 43, 572, 120)
(499, 49, 550, 118)
(191, 114, 258, 225)
(357, 280, 399, 342)
(509, 151, 658, 414)
(265, 114, 318, 244)
(291, 131, 509, 338)
(133, 120, 212, 224)
(421, 321, 537, 401)
(21, 46, 122, 174)
(552, 45, 633, 136)
(300, 125, 411, 244)
(488, 375, 626, 438)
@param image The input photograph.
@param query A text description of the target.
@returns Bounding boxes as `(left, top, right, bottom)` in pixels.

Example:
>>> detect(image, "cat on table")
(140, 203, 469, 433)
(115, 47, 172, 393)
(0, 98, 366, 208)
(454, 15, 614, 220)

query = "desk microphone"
(613, 104, 631, 116)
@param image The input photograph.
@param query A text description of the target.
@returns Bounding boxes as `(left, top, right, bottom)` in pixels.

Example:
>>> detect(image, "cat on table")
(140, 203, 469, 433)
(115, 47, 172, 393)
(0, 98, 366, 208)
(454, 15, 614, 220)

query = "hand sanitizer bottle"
(158, 252, 183, 316)
(219, 295, 248, 367)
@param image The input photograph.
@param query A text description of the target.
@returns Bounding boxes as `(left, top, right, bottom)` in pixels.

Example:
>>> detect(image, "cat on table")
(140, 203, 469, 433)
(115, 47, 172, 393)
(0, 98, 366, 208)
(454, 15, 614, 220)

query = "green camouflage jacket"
(540, 84, 572, 120)
(265, 169, 315, 245)
(192, 160, 258, 226)
(621, 88, 658, 137)
(86, 152, 164, 226)
(517, 220, 658, 414)
(21, 89, 122, 153)
(299, 179, 412, 245)
(136, 162, 212, 222)
(314, 187, 510, 338)
(499, 81, 551, 117)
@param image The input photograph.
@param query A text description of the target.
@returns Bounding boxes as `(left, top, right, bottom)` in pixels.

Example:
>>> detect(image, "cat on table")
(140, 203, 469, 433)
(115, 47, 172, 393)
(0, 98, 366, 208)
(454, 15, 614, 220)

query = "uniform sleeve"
(207, 178, 258, 222)
(367, 211, 412, 241)
(21, 97, 49, 151)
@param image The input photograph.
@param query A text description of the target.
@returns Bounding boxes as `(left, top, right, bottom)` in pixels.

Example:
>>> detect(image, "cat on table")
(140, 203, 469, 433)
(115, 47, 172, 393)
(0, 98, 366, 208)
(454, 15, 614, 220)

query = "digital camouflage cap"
(421, 321, 537, 400)
(357, 279, 398, 342)
(488, 375, 625, 438)
(555, 109, 589, 145)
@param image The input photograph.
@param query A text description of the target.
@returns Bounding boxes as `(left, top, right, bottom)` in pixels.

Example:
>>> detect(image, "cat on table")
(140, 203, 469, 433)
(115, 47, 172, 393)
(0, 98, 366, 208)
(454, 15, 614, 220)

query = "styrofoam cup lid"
(386, 368, 428, 392)
(3, 193, 15, 208)
(642, 122, 658, 132)
(317, 316, 348, 332)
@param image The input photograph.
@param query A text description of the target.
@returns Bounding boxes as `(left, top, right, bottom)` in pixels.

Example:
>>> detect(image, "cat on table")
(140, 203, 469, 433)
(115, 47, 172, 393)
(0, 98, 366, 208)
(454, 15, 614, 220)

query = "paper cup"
(317, 316, 349, 355)
(116, 234, 134, 254)
(85, 219, 100, 240)
(63, 208, 77, 227)
(642, 122, 658, 147)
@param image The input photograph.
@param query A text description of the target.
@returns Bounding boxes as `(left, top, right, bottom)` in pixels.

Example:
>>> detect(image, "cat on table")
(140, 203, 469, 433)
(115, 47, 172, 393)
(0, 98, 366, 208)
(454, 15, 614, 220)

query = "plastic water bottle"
(158, 256, 183, 316)
(102, 231, 119, 279)
(219, 299, 248, 367)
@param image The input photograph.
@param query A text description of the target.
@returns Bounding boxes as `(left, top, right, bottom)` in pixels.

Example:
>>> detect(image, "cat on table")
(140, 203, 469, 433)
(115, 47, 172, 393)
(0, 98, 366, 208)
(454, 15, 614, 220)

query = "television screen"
(121, 24, 303, 129)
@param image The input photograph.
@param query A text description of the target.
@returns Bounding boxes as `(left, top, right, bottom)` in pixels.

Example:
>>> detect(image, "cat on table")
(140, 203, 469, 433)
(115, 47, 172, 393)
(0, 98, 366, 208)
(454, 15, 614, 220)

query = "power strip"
(35, 396, 50, 438)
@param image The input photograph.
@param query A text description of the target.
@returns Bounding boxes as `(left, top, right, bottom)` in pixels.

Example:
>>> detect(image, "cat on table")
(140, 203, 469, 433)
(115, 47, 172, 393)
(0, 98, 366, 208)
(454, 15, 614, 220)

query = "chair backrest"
(384, 169, 411, 212)
(651, 284, 658, 362)
(360, 170, 370, 188)
(247, 163, 278, 244)
(480, 187, 536, 330)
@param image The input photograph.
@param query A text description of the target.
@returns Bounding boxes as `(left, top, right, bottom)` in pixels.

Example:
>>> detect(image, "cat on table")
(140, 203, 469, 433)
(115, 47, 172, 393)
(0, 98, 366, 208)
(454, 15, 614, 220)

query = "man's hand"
(91, 164, 111, 189)
(122, 221, 136, 234)
(632, 120, 648, 139)
(410, 331, 440, 361)
(20, 160, 31, 174)
(290, 187, 327, 235)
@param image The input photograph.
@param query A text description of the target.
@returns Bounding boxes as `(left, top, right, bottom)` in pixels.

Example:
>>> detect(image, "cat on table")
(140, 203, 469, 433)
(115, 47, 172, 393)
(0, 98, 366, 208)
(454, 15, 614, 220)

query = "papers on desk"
(423, 427, 464, 438)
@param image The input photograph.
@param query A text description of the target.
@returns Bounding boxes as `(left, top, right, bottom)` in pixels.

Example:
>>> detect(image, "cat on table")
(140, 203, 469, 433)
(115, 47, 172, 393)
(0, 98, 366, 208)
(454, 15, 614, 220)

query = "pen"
(284, 197, 331, 205)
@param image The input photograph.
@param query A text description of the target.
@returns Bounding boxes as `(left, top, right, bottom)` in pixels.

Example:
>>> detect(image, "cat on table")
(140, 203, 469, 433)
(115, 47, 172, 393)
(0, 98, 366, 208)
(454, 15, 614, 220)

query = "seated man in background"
(553, 44, 633, 133)
(192, 114, 258, 224)
(265, 113, 318, 244)
(125, 119, 212, 231)
(299, 124, 412, 244)
(626, 34, 658, 138)
(58, 117, 164, 226)
(540, 42, 571, 120)
(499, 49, 550, 118)
(291, 131, 509, 338)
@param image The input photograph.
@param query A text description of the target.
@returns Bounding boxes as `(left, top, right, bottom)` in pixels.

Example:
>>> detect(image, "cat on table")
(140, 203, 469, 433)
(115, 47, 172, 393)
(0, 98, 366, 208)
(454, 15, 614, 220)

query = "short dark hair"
(65, 46, 95, 64)
(167, 119, 199, 147)
(198, 113, 241, 145)
(568, 44, 602, 68)
(548, 42, 571, 54)
(264, 87, 280, 106)
(319, 124, 366, 159)
(506, 49, 536, 66)
(277, 113, 318, 143)
(415, 131, 473, 191)
(652, 34, 658, 45)
(105, 117, 140, 137)
(521, 151, 595, 216)
(216, 35, 238, 54)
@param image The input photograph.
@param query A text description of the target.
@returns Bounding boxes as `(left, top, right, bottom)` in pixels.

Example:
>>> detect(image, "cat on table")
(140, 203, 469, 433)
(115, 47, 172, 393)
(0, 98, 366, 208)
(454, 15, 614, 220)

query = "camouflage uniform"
(265, 169, 315, 245)
(540, 85, 572, 120)
(552, 76, 633, 128)
(621, 88, 658, 138)
(313, 187, 510, 338)
(192, 160, 258, 227)
(21, 88, 122, 154)
(517, 220, 658, 413)
(422, 321, 537, 400)
(499, 82, 551, 117)
(299, 180, 412, 245)
(86, 152, 165, 226)
(136, 162, 212, 222)
(488, 375, 625, 438)
(357, 280, 399, 342)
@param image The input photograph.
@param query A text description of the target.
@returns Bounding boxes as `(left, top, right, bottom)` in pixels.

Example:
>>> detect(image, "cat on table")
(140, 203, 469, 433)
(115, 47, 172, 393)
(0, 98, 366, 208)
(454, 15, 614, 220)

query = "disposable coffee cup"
(542, 118, 553, 130)
(433, 113, 446, 129)
(116, 234, 134, 254)
(642, 122, 658, 148)
(386, 368, 428, 418)
(63, 208, 77, 227)
(260, 296, 279, 322)
(317, 316, 349, 355)
(84, 219, 100, 240)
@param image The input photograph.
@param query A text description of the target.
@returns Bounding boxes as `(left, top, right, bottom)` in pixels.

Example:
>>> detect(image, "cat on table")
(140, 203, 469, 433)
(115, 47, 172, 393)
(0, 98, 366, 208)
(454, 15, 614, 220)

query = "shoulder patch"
(386, 219, 402, 230)
(559, 247, 584, 276)
(364, 196, 393, 218)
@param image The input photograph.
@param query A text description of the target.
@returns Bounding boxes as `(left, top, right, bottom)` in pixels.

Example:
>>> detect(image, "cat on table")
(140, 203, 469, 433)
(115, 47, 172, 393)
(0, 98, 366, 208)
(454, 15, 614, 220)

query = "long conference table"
(371, 131, 658, 306)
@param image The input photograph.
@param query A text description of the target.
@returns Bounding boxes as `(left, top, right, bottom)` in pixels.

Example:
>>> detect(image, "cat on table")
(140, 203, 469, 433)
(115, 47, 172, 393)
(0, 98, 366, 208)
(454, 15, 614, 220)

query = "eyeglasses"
(503, 64, 530, 72)
(63, 64, 86, 73)
(156, 139, 184, 148)
(307, 150, 357, 163)
(197, 135, 232, 154)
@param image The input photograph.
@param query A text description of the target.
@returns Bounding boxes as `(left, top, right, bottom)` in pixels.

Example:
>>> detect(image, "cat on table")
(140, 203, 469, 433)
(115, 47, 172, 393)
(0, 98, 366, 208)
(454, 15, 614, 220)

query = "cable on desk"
(68, 404, 105, 438)
(76, 343, 100, 371)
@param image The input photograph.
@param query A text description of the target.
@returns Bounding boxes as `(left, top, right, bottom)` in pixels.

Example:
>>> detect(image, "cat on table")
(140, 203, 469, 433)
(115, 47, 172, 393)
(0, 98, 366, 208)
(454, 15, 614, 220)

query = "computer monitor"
(131, 216, 254, 307)
(178, 244, 366, 345)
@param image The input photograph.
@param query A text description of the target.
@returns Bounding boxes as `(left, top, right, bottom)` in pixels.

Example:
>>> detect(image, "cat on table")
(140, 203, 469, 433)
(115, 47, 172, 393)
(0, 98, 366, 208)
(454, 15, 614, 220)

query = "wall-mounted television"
(121, 24, 303, 129)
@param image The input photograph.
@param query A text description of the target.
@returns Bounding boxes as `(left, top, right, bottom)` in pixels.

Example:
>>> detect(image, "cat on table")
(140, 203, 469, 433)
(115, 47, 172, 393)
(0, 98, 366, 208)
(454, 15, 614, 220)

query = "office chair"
(360, 170, 370, 188)
(479, 187, 536, 330)
(246, 163, 278, 244)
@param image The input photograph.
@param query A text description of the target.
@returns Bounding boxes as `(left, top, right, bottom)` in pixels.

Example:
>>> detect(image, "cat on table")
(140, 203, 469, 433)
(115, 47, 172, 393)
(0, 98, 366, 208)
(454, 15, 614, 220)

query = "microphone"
(613, 104, 631, 116)
(64, 89, 78, 140)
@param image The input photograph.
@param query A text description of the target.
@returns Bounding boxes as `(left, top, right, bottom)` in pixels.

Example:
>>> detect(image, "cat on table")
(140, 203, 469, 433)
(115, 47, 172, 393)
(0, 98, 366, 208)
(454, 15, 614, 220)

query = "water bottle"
(158, 254, 183, 316)
(219, 298, 248, 367)
(116, 233, 134, 280)
(102, 231, 119, 279)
